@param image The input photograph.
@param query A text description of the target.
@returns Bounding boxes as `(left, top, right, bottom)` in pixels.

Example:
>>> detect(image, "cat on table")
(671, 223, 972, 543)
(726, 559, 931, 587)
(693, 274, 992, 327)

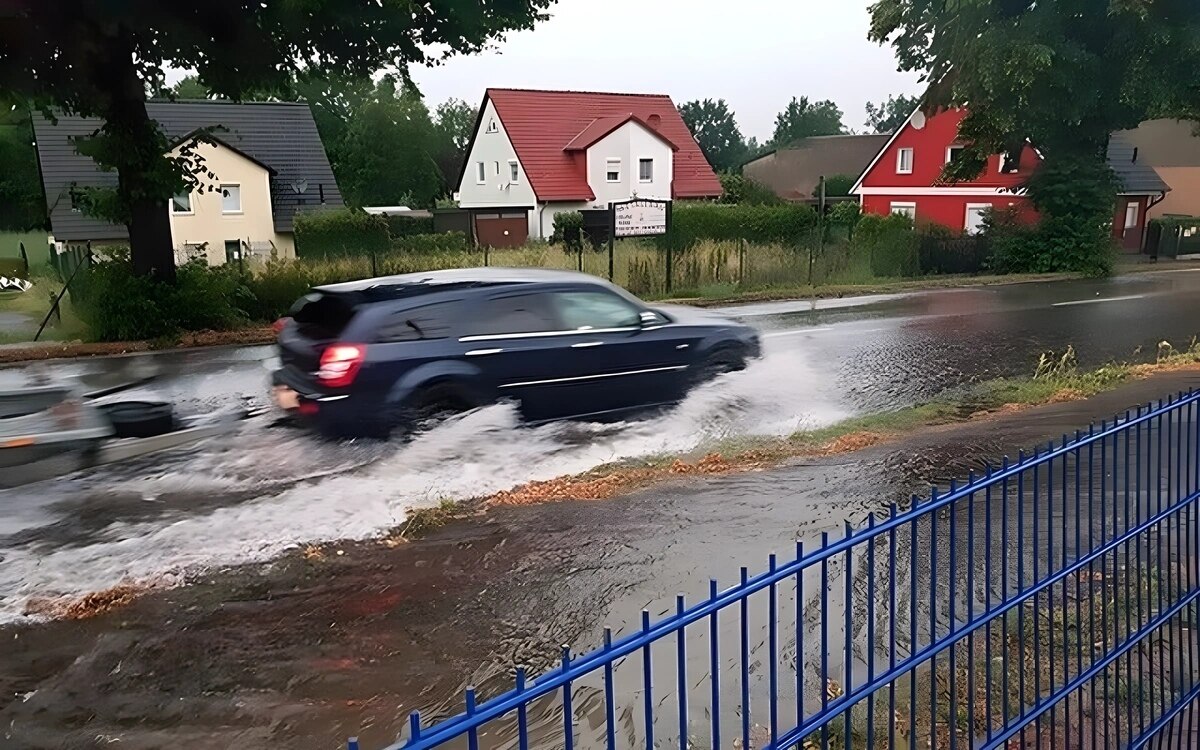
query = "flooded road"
(3, 370, 1196, 749)
(3, 270, 1200, 627)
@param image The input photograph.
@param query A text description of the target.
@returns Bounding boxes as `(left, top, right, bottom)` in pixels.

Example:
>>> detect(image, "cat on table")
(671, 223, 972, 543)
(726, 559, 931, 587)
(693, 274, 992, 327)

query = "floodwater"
(2, 270, 1200, 626)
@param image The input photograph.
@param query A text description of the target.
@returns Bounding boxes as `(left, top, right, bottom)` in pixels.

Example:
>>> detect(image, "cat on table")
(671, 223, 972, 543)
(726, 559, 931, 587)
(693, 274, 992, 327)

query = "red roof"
(485, 88, 722, 202)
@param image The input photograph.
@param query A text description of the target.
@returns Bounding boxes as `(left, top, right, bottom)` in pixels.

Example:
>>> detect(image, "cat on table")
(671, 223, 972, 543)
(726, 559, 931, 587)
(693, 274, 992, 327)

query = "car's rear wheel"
(693, 351, 746, 386)
(403, 384, 474, 432)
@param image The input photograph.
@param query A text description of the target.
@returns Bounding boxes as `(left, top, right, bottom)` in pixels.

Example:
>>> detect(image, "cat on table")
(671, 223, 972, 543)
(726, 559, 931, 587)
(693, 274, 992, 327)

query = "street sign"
(613, 199, 670, 238)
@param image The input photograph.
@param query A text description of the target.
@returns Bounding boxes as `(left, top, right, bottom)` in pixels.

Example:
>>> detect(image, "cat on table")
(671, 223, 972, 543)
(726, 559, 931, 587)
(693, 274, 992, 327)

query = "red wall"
(860, 109, 1039, 191)
(862, 195, 1036, 232)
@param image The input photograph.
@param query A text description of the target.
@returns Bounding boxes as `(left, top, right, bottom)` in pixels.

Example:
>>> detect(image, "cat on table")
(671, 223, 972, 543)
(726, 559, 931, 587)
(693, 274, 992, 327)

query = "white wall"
(586, 122, 674, 207)
(457, 99, 537, 212)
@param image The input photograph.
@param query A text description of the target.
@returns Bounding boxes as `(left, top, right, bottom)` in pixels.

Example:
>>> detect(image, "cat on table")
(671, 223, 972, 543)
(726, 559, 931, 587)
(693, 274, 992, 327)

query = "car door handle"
(466, 348, 504, 356)
(571, 341, 604, 349)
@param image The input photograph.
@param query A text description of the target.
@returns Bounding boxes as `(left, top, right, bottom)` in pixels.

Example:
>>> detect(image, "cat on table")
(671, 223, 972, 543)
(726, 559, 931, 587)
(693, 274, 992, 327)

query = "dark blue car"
(271, 268, 761, 437)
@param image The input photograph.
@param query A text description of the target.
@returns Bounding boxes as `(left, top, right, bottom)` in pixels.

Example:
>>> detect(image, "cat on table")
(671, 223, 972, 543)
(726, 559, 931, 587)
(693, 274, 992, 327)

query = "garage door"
(474, 212, 528, 248)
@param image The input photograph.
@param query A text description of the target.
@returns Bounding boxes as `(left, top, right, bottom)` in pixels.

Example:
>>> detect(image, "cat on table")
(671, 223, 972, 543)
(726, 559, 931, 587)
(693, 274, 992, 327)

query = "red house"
(850, 109, 1170, 253)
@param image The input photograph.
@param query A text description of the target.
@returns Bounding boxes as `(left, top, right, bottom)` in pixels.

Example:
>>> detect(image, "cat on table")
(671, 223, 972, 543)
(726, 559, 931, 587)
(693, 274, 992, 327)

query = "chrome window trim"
(498, 365, 688, 390)
(459, 326, 639, 343)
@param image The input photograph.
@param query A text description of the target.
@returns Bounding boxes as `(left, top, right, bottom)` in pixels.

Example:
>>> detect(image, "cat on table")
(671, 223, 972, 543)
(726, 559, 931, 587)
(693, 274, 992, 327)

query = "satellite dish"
(290, 179, 308, 194)
(910, 111, 927, 130)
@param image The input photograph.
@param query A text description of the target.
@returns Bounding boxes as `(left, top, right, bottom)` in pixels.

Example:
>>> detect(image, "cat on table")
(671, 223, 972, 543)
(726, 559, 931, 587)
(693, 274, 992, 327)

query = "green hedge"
(385, 214, 436, 238)
(294, 208, 390, 258)
(856, 213, 919, 277)
(392, 232, 470, 254)
(667, 203, 818, 248)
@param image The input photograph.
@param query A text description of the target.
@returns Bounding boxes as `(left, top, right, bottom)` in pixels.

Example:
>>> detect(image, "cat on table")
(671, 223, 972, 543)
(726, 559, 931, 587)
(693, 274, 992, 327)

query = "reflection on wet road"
(1, 270, 1200, 624)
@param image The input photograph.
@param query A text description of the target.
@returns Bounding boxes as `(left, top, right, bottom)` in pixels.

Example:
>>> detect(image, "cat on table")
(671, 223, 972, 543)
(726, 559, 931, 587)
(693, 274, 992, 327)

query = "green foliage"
(982, 206, 1115, 277)
(864, 94, 921, 134)
(857, 213, 919, 277)
(718, 173, 783, 205)
(678, 99, 748, 173)
(393, 232, 470, 254)
(77, 254, 247, 341)
(385, 215, 436, 237)
(550, 211, 585, 252)
(168, 75, 210, 100)
(828, 201, 862, 228)
(294, 208, 390, 258)
(0, 106, 47, 232)
(0, 0, 549, 275)
(668, 203, 818, 248)
(770, 97, 845, 147)
(869, 0, 1199, 268)
(337, 77, 444, 208)
(815, 174, 856, 198)
(433, 98, 477, 193)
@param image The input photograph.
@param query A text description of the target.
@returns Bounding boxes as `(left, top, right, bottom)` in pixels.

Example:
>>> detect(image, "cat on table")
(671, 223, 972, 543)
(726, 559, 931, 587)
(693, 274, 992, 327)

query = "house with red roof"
(850, 109, 1170, 253)
(455, 89, 722, 246)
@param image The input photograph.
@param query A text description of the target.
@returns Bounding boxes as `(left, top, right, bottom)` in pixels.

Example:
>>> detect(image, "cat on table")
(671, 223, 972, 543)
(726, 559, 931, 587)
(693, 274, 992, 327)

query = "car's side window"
(376, 301, 457, 342)
(466, 294, 560, 337)
(551, 291, 642, 331)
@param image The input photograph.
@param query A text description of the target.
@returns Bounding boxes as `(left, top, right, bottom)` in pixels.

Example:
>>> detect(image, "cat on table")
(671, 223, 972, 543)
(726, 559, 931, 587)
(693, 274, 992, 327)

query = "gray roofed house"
(32, 100, 343, 265)
(742, 134, 891, 202)
(1112, 120, 1200, 221)
(1107, 132, 1171, 196)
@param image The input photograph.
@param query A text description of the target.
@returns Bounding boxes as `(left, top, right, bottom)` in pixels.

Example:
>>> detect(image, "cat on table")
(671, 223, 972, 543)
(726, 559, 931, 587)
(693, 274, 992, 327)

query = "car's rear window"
(289, 292, 357, 340)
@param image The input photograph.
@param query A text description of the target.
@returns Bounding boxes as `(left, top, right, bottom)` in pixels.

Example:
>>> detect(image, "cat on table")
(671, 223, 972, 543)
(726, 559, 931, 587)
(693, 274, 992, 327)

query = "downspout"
(538, 203, 549, 240)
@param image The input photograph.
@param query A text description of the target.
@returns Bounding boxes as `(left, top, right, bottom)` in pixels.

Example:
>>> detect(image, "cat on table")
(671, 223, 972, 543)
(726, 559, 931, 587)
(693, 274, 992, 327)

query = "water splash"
(0, 347, 848, 623)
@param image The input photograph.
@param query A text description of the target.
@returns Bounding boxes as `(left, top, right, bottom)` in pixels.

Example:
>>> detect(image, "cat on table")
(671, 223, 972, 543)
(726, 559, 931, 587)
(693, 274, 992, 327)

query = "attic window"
(896, 148, 914, 174)
(486, 119, 498, 134)
(946, 145, 965, 165)
(999, 153, 1019, 174)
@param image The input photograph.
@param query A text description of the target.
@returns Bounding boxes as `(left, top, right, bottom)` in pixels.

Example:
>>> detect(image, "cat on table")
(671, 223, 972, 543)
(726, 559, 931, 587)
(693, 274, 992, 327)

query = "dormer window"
(485, 119, 498, 134)
(606, 158, 621, 183)
(946, 145, 965, 165)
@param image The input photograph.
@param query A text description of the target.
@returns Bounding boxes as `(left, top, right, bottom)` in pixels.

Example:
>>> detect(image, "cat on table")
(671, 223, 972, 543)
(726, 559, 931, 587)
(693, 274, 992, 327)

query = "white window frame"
(946, 145, 965, 165)
(964, 203, 992, 235)
(606, 158, 621, 183)
(485, 119, 498, 134)
(171, 190, 193, 215)
(220, 184, 241, 215)
(896, 147, 914, 175)
(476, 161, 486, 185)
(1125, 201, 1140, 230)
(890, 202, 917, 220)
(509, 160, 520, 183)
(638, 157, 654, 183)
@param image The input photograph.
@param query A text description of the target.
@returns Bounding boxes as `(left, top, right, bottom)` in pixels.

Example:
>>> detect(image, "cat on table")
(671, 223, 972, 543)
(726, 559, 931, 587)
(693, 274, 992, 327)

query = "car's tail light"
(317, 344, 366, 388)
(272, 317, 290, 335)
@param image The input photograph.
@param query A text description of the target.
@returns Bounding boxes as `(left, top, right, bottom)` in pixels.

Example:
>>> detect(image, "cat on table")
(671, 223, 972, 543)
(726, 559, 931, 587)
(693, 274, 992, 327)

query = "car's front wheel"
(401, 383, 475, 433)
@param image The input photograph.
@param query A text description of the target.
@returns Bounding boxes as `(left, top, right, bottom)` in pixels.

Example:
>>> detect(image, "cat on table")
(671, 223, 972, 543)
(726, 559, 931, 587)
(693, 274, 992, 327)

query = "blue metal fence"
(355, 389, 1200, 750)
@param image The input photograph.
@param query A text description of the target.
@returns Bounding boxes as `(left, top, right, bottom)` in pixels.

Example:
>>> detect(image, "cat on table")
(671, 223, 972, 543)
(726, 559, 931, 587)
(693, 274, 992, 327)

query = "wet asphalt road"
(4, 269, 1200, 617)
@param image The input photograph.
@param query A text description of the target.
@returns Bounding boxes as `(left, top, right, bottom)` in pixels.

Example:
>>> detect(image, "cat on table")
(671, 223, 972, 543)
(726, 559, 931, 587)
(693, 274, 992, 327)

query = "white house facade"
(455, 89, 721, 247)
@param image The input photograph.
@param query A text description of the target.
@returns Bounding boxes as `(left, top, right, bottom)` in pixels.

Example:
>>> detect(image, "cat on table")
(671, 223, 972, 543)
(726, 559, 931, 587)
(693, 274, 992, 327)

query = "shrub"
(668, 203, 818, 248)
(77, 253, 247, 341)
(294, 208, 390, 258)
(385, 214, 436, 238)
(550, 211, 585, 252)
(239, 258, 315, 322)
(857, 213, 919, 277)
(983, 208, 1115, 276)
(393, 232, 470, 254)
(718, 173, 783, 205)
(828, 201, 861, 228)
(814, 174, 857, 198)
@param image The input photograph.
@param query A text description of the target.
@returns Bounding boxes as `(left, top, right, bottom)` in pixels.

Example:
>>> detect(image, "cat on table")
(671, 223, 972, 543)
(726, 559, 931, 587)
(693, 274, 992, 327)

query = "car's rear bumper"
(270, 368, 373, 436)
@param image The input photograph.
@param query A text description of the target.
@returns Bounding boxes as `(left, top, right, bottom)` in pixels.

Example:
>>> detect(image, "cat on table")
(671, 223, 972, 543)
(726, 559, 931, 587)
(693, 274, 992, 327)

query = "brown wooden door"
(474, 212, 528, 248)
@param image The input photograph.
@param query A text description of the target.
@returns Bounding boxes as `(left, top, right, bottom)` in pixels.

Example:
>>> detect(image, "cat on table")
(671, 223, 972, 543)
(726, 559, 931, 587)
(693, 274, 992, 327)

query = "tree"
(0, 1, 551, 281)
(868, 0, 1200, 270)
(337, 77, 444, 208)
(0, 104, 47, 231)
(770, 97, 845, 147)
(170, 75, 210, 100)
(864, 93, 921, 134)
(679, 99, 748, 173)
(433, 98, 478, 194)
(813, 174, 857, 198)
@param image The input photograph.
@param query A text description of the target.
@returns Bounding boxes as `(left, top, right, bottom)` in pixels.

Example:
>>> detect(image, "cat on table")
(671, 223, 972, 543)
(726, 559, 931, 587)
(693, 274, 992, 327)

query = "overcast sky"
(408, 0, 925, 140)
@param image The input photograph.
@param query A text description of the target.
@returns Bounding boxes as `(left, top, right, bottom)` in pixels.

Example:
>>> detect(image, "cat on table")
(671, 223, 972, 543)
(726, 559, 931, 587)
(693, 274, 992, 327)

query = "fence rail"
(355, 390, 1200, 750)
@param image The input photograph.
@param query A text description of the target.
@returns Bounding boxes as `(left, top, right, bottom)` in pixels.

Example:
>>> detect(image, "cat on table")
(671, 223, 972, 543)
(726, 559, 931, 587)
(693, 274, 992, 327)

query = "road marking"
(1052, 294, 1146, 308)
(1145, 268, 1200, 274)
(764, 327, 837, 338)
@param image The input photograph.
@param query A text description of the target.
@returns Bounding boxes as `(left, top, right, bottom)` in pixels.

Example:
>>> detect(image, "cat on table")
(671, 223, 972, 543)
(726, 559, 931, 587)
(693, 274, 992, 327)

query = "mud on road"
(2, 370, 1200, 750)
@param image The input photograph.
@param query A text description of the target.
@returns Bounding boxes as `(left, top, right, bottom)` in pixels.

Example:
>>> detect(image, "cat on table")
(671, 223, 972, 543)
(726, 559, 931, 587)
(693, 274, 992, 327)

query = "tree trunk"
(92, 35, 177, 283)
